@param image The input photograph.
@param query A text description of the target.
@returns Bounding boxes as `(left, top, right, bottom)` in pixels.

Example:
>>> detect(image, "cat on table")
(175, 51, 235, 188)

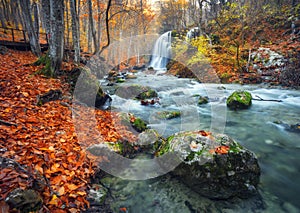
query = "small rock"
(198, 96, 209, 105)
(156, 111, 181, 119)
(116, 78, 126, 83)
(0, 45, 8, 55)
(126, 74, 137, 79)
(88, 184, 108, 204)
(227, 90, 252, 110)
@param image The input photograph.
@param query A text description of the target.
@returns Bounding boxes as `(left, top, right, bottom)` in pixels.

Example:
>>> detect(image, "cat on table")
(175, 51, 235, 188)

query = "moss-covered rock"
(198, 96, 209, 105)
(131, 117, 147, 132)
(156, 111, 181, 119)
(5, 189, 43, 213)
(88, 184, 108, 205)
(87, 129, 165, 158)
(227, 90, 252, 110)
(156, 130, 260, 199)
(70, 67, 111, 109)
(115, 85, 158, 100)
(116, 78, 126, 83)
(118, 113, 148, 133)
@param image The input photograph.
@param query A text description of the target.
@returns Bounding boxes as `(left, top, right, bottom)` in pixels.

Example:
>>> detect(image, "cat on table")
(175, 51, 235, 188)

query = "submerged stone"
(156, 111, 181, 119)
(227, 90, 252, 110)
(157, 130, 260, 199)
(198, 96, 209, 105)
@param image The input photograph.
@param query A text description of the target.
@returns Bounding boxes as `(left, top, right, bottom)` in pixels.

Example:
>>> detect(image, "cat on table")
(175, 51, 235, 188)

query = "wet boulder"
(115, 85, 158, 100)
(119, 113, 148, 133)
(198, 96, 209, 105)
(227, 90, 252, 110)
(70, 67, 111, 109)
(157, 130, 260, 199)
(87, 129, 164, 158)
(156, 111, 181, 119)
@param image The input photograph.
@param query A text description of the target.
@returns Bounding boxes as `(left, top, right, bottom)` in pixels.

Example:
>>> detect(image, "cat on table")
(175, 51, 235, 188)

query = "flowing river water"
(98, 71, 300, 213)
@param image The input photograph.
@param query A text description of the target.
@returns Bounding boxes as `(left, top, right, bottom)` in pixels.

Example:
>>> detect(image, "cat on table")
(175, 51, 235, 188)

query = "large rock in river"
(157, 130, 260, 199)
(115, 84, 158, 100)
(70, 67, 112, 109)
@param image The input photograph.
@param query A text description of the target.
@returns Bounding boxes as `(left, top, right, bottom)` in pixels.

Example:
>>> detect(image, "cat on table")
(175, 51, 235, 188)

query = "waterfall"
(186, 27, 200, 40)
(149, 31, 172, 70)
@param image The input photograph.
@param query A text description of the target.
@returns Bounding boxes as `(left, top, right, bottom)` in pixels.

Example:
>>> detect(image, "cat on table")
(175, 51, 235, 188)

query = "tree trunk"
(88, 0, 99, 53)
(0, 4, 7, 28)
(18, 0, 41, 56)
(49, 0, 64, 74)
(65, 0, 69, 48)
(70, 0, 80, 63)
(87, 19, 92, 53)
(97, 0, 102, 49)
(2, 0, 9, 25)
(41, 0, 51, 38)
(11, 0, 20, 29)
(32, 2, 39, 45)
(77, 0, 81, 47)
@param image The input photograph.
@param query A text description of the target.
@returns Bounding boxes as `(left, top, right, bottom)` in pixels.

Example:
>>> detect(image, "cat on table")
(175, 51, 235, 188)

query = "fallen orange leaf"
(66, 183, 79, 191)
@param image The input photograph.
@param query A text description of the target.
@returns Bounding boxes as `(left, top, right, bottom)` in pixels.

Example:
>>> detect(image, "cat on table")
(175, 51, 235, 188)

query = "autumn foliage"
(0, 50, 136, 212)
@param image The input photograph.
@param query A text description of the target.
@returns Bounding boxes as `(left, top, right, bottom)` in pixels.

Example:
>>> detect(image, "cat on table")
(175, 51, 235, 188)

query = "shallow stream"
(98, 71, 300, 212)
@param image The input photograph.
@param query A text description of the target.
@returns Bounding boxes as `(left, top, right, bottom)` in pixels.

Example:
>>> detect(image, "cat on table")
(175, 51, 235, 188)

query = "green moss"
(226, 90, 252, 110)
(33, 54, 53, 77)
(116, 78, 126, 83)
(156, 135, 174, 156)
(136, 89, 158, 100)
(198, 96, 209, 105)
(185, 152, 196, 161)
(157, 111, 181, 119)
(132, 117, 148, 132)
(171, 30, 178, 37)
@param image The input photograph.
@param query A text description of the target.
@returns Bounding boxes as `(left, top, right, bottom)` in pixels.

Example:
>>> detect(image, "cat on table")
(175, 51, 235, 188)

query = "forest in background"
(0, 0, 299, 80)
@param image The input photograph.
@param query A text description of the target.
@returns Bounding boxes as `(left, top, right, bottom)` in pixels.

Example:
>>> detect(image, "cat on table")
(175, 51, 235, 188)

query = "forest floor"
(0, 49, 137, 212)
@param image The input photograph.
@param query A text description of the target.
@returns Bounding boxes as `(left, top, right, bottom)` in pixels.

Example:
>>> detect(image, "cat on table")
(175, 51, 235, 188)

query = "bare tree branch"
(99, 0, 112, 55)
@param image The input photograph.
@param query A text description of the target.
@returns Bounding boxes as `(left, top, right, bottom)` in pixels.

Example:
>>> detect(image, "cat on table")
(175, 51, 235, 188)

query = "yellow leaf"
(48, 195, 58, 205)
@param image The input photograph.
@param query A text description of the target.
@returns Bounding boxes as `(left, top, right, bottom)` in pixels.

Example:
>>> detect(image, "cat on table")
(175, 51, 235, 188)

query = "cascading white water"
(149, 31, 172, 70)
(186, 27, 200, 40)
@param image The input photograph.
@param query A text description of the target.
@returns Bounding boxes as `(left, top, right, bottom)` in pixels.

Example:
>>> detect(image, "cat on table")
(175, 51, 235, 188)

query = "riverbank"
(0, 49, 136, 212)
